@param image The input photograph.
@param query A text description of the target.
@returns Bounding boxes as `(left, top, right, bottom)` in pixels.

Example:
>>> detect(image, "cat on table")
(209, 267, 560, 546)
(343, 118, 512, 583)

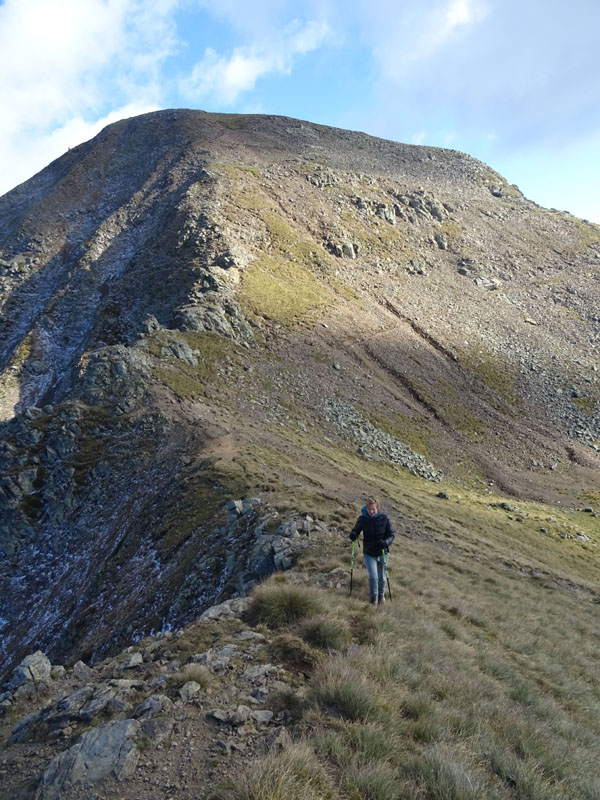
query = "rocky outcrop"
(0, 577, 329, 799)
(77, 345, 152, 413)
(35, 718, 141, 799)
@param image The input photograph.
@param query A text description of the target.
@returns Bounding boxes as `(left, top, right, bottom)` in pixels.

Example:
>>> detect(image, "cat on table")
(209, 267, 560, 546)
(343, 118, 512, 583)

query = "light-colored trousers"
(364, 552, 387, 599)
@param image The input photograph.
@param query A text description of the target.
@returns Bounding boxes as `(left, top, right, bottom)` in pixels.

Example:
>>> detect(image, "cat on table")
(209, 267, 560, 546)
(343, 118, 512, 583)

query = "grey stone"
(226, 499, 244, 516)
(73, 661, 93, 682)
(251, 710, 274, 725)
(121, 652, 143, 669)
(179, 681, 201, 702)
(217, 644, 239, 658)
(9, 709, 43, 743)
(35, 719, 140, 799)
(241, 664, 277, 681)
(79, 689, 120, 722)
(134, 694, 175, 718)
(51, 665, 66, 680)
(9, 651, 52, 688)
(139, 716, 174, 744)
(237, 631, 266, 642)
(341, 241, 356, 259)
(199, 597, 250, 621)
(231, 705, 252, 726)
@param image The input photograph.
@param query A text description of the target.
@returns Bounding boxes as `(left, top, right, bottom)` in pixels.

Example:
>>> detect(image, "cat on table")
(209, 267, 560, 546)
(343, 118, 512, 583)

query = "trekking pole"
(382, 549, 392, 601)
(349, 541, 355, 596)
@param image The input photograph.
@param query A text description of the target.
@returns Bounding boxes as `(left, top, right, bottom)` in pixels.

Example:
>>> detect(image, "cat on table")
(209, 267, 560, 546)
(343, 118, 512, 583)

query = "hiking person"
(349, 497, 395, 605)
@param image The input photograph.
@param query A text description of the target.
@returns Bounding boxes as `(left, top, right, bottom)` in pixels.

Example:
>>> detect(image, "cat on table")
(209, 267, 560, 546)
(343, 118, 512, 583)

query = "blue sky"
(1, 0, 599, 222)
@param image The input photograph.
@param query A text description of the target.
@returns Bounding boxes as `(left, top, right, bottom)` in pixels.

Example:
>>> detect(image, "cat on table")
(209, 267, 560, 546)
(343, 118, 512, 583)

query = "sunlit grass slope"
(204, 454, 600, 800)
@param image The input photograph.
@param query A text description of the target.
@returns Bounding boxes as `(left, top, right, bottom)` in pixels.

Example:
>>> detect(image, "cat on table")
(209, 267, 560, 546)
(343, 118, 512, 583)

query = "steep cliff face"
(1, 110, 600, 680)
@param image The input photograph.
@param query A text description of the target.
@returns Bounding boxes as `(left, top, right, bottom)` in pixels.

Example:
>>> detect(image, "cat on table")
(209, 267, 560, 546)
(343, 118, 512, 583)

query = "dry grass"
(209, 741, 337, 800)
(218, 477, 600, 800)
(247, 582, 326, 628)
(168, 663, 213, 693)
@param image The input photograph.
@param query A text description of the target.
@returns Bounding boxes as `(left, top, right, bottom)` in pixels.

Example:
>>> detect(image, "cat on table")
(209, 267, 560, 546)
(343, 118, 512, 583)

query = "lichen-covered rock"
(35, 718, 140, 799)
(8, 651, 52, 688)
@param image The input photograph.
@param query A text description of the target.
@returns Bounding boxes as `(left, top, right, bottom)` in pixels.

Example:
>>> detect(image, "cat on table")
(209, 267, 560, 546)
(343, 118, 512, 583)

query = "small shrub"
(248, 583, 324, 628)
(301, 615, 352, 651)
(135, 734, 152, 753)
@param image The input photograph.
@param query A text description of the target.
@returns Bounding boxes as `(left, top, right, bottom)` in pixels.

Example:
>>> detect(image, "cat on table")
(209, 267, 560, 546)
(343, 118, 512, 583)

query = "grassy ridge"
(199, 434, 600, 800)
(209, 539, 600, 799)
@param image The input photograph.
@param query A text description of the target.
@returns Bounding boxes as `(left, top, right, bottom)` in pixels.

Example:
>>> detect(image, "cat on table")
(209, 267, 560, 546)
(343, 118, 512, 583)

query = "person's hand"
(349, 532, 358, 541)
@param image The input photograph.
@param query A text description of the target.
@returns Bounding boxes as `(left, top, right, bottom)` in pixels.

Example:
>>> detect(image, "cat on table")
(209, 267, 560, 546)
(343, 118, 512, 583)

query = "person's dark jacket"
(349, 507, 395, 557)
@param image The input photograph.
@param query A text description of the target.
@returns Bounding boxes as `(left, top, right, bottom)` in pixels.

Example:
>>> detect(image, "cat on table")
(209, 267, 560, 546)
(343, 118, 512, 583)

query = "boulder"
(199, 597, 250, 621)
(231, 704, 252, 726)
(72, 661, 93, 682)
(8, 651, 52, 688)
(179, 681, 201, 702)
(251, 710, 274, 725)
(139, 716, 174, 744)
(134, 694, 175, 719)
(35, 719, 140, 799)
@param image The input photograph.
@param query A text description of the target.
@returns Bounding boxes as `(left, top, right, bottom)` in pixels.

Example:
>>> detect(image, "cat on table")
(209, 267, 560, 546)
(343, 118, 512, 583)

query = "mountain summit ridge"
(1, 109, 599, 684)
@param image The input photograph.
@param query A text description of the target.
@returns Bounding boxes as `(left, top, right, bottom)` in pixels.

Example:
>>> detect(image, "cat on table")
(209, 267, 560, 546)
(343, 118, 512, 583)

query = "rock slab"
(35, 718, 140, 800)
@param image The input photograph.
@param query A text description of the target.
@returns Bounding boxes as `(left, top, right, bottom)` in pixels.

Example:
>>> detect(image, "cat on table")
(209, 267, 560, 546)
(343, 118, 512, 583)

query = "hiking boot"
(378, 595, 385, 604)
(370, 596, 378, 606)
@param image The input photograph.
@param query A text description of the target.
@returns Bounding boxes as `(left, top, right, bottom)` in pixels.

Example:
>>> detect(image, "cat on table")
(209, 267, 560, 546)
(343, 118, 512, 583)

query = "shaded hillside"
(1, 110, 600, 684)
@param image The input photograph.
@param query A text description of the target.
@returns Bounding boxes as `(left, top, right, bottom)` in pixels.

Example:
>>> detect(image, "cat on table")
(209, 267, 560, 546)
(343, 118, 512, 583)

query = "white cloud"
(179, 18, 331, 105)
(3, 102, 160, 193)
(0, 0, 180, 195)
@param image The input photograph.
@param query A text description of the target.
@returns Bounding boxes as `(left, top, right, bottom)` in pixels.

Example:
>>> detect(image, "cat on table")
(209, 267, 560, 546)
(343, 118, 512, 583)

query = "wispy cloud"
(179, 18, 332, 105)
(369, 0, 488, 74)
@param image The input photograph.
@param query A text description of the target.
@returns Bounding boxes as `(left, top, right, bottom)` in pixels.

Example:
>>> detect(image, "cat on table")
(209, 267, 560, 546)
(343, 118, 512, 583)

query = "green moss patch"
(572, 396, 596, 414)
(150, 331, 236, 400)
(241, 255, 332, 324)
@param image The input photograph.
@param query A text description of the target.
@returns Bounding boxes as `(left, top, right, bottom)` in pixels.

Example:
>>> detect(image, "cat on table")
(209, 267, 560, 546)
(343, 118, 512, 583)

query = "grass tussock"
(300, 615, 352, 651)
(209, 741, 337, 800)
(404, 746, 484, 799)
(270, 633, 324, 673)
(342, 762, 401, 800)
(310, 658, 382, 722)
(168, 663, 213, 693)
(248, 582, 325, 628)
